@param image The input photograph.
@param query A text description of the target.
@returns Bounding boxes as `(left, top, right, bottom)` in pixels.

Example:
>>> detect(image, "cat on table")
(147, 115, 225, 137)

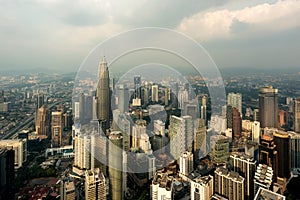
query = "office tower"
(209, 115, 227, 134)
(0, 139, 27, 169)
(152, 172, 173, 200)
(254, 164, 273, 195)
(227, 105, 233, 129)
(232, 107, 242, 140)
(96, 57, 110, 130)
(117, 114, 131, 151)
(0, 148, 14, 199)
(210, 135, 230, 163)
(194, 118, 207, 160)
(118, 84, 129, 113)
(289, 132, 300, 169)
(227, 92, 242, 116)
(85, 168, 107, 200)
(35, 105, 50, 138)
(230, 153, 257, 200)
(184, 103, 198, 119)
(178, 89, 189, 109)
(132, 124, 146, 149)
(73, 134, 91, 175)
(214, 167, 245, 200)
(134, 75, 141, 99)
(61, 181, 75, 200)
(259, 134, 278, 182)
(79, 93, 85, 123)
(179, 151, 193, 176)
(191, 175, 213, 200)
(143, 87, 149, 106)
(140, 133, 152, 153)
(85, 95, 93, 123)
(254, 187, 286, 200)
(63, 112, 72, 130)
(259, 86, 278, 128)
(74, 102, 80, 121)
(252, 121, 260, 143)
(273, 131, 290, 179)
(253, 109, 259, 122)
(294, 98, 300, 132)
(151, 84, 159, 102)
(91, 132, 107, 177)
(169, 115, 193, 159)
(109, 131, 123, 200)
(51, 111, 63, 147)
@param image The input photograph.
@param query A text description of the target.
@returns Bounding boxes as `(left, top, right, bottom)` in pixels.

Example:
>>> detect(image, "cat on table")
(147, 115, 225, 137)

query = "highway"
(1, 100, 68, 140)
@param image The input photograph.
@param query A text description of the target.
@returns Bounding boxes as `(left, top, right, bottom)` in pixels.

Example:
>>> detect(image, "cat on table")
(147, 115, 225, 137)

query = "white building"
(152, 172, 173, 200)
(0, 139, 27, 169)
(180, 151, 193, 176)
(85, 168, 107, 200)
(252, 121, 260, 143)
(191, 175, 214, 200)
(227, 92, 242, 116)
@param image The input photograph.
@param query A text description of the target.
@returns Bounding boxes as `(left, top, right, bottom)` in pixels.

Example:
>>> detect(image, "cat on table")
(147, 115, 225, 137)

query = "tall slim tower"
(259, 86, 278, 128)
(96, 57, 110, 130)
(294, 98, 300, 133)
(51, 111, 63, 147)
(227, 92, 242, 116)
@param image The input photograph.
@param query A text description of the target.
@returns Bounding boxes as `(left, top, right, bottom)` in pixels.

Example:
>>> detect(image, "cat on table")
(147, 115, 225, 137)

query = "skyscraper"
(259, 86, 278, 128)
(35, 105, 50, 138)
(253, 164, 273, 195)
(134, 75, 141, 99)
(230, 153, 257, 200)
(85, 168, 107, 200)
(252, 121, 260, 143)
(51, 111, 63, 147)
(109, 131, 123, 200)
(232, 107, 242, 140)
(227, 92, 242, 116)
(151, 84, 159, 102)
(191, 175, 214, 200)
(294, 98, 300, 133)
(118, 84, 129, 113)
(179, 151, 193, 176)
(210, 135, 230, 163)
(273, 131, 290, 179)
(194, 118, 207, 160)
(96, 57, 110, 130)
(169, 115, 193, 159)
(214, 167, 245, 200)
(289, 132, 300, 169)
(0, 148, 14, 199)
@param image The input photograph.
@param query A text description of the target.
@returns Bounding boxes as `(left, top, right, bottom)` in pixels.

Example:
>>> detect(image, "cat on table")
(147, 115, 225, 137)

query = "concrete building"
(294, 98, 300, 133)
(194, 118, 207, 159)
(179, 151, 193, 176)
(152, 172, 173, 200)
(0, 139, 27, 169)
(85, 168, 107, 200)
(289, 131, 300, 169)
(169, 115, 193, 159)
(51, 111, 63, 147)
(230, 153, 257, 200)
(273, 131, 290, 179)
(214, 167, 245, 200)
(259, 86, 278, 128)
(251, 121, 260, 144)
(191, 175, 214, 200)
(254, 164, 273, 195)
(227, 92, 242, 116)
(151, 84, 159, 102)
(254, 187, 285, 200)
(210, 135, 230, 163)
(35, 105, 50, 138)
(61, 181, 75, 200)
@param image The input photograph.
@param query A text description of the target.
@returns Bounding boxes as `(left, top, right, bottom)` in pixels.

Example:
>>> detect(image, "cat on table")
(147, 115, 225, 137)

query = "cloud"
(177, 0, 300, 40)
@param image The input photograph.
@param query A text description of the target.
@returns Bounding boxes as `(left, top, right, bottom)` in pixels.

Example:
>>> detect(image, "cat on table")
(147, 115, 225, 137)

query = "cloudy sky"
(0, 0, 299, 72)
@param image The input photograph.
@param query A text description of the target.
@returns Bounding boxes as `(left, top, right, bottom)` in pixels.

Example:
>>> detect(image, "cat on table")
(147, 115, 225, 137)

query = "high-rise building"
(0, 148, 14, 199)
(151, 84, 159, 102)
(227, 105, 233, 129)
(227, 92, 242, 116)
(254, 187, 286, 200)
(35, 93, 44, 111)
(132, 124, 146, 149)
(85, 95, 93, 123)
(289, 132, 300, 169)
(118, 84, 129, 113)
(134, 75, 142, 99)
(178, 89, 189, 109)
(108, 131, 123, 200)
(194, 118, 207, 160)
(252, 121, 260, 143)
(35, 105, 50, 138)
(259, 133, 278, 182)
(96, 57, 110, 130)
(85, 168, 107, 200)
(232, 107, 242, 140)
(259, 86, 278, 128)
(190, 175, 214, 200)
(273, 131, 290, 179)
(0, 139, 27, 169)
(230, 153, 257, 200)
(179, 151, 193, 176)
(210, 135, 230, 163)
(254, 164, 273, 195)
(294, 98, 300, 133)
(61, 181, 76, 200)
(169, 115, 193, 159)
(214, 167, 245, 200)
(73, 134, 91, 175)
(152, 172, 173, 200)
(51, 111, 63, 147)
